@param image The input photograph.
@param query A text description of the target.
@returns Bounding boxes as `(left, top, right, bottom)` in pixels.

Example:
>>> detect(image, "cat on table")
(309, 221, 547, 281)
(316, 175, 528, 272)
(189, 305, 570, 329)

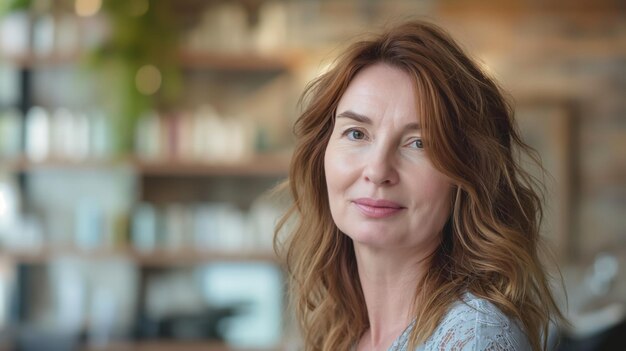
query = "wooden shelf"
(1, 157, 131, 172)
(0, 338, 283, 351)
(5, 247, 277, 267)
(0, 53, 80, 68)
(81, 340, 281, 351)
(1, 50, 301, 71)
(2, 153, 290, 177)
(135, 154, 290, 177)
(177, 51, 300, 72)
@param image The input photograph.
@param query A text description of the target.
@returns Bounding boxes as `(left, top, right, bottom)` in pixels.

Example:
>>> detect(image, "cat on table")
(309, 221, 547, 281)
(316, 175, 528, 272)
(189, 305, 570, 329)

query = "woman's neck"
(354, 244, 431, 350)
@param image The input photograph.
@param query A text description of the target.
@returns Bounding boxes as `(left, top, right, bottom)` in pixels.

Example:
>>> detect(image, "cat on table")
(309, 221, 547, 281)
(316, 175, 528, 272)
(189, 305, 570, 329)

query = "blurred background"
(0, 0, 624, 350)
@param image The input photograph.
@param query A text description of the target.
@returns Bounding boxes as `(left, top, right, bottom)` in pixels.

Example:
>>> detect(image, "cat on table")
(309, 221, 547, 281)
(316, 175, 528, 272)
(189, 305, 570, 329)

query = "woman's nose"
(362, 146, 399, 186)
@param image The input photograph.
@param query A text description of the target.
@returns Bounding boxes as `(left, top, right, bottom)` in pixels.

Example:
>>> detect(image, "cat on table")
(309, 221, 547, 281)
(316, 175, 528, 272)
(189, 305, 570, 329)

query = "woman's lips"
(352, 198, 405, 218)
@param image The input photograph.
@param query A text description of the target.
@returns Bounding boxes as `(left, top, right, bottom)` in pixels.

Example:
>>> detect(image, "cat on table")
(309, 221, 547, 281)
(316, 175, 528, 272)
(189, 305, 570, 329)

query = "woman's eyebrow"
(336, 110, 372, 124)
(404, 121, 421, 131)
(336, 110, 421, 131)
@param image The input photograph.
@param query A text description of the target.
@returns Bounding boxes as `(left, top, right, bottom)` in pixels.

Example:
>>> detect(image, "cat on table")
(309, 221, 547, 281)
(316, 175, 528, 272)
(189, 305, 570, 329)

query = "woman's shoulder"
(418, 292, 532, 351)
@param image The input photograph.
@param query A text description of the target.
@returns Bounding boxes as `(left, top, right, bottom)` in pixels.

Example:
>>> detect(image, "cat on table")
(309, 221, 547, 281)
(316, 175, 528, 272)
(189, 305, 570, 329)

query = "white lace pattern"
(392, 293, 532, 351)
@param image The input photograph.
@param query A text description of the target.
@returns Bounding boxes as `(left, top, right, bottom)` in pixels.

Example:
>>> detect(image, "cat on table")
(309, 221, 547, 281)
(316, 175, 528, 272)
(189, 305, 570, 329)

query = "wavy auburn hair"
(275, 20, 564, 351)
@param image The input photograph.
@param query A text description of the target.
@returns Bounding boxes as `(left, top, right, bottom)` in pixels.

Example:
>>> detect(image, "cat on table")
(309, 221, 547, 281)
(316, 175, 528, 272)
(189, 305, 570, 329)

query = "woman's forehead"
(336, 63, 422, 126)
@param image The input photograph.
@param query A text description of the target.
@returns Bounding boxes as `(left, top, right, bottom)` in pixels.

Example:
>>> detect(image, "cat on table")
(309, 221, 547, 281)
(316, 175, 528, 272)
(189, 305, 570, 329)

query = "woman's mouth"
(352, 198, 405, 218)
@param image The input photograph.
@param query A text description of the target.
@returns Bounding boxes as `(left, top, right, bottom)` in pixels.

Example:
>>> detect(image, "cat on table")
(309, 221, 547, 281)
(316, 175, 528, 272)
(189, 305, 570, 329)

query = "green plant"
(0, 0, 33, 15)
(90, 0, 183, 154)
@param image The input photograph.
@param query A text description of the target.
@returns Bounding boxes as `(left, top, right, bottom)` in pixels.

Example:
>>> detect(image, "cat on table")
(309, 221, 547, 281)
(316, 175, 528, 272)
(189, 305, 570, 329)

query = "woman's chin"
(342, 229, 403, 249)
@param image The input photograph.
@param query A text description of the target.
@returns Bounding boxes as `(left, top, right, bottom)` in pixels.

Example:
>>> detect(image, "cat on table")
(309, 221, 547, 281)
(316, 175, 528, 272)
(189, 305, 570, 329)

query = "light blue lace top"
(388, 292, 531, 351)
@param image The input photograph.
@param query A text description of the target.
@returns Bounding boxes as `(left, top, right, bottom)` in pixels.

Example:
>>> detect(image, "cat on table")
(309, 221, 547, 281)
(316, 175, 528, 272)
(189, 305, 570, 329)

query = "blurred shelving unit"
(0, 150, 289, 348)
(0, 154, 288, 349)
(0, 0, 297, 349)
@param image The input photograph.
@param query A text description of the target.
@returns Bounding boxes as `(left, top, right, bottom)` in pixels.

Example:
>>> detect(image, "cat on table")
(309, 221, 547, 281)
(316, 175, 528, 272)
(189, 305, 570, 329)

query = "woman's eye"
(345, 129, 365, 140)
(409, 139, 423, 149)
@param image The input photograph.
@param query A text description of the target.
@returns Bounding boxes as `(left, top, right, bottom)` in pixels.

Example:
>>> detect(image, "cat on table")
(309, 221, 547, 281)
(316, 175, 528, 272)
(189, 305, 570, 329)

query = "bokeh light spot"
(135, 65, 162, 96)
(75, 0, 102, 17)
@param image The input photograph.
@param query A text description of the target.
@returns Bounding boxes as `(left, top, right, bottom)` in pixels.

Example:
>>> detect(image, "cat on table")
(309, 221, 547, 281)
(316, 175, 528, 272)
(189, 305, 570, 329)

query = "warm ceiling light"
(75, 0, 102, 17)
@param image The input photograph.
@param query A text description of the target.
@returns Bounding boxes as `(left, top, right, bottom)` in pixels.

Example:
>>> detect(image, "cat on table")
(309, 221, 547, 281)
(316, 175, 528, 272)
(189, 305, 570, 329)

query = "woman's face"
(324, 63, 453, 252)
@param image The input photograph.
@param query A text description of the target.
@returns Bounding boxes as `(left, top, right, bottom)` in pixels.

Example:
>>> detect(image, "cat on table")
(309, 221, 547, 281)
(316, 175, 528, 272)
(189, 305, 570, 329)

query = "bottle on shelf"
(0, 108, 22, 160)
(25, 106, 51, 162)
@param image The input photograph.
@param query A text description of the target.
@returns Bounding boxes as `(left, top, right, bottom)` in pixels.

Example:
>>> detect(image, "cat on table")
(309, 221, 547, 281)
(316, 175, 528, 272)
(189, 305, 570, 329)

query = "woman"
(275, 20, 564, 351)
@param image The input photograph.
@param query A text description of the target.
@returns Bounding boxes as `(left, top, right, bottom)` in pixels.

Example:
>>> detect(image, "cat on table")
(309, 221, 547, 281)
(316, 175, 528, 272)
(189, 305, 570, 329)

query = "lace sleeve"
(420, 294, 532, 351)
